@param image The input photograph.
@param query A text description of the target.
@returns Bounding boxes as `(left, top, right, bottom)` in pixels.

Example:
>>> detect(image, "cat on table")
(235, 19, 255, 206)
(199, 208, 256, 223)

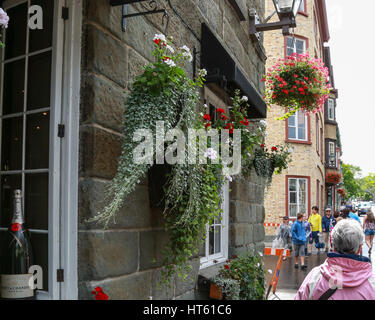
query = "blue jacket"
(349, 212, 361, 223)
(292, 220, 307, 245)
(322, 215, 335, 232)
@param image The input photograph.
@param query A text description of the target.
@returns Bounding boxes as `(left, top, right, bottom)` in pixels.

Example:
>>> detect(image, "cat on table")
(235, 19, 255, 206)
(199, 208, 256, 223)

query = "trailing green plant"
(216, 252, 266, 300)
(211, 276, 240, 300)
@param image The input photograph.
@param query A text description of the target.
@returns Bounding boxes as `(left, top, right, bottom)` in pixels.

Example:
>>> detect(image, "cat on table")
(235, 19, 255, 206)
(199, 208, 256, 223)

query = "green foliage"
(360, 174, 375, 201)
(211, 276, 240, 300)
(342, 163, 362, 200)
(216, 252, 266, 300)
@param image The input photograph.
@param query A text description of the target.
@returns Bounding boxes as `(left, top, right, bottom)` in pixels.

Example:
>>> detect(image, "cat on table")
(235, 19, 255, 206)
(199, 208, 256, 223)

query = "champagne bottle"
(0, 190, 35, 299)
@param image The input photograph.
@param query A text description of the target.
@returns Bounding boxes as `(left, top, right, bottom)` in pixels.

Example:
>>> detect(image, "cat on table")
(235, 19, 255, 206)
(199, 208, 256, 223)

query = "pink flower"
(0, 8, 9, 28)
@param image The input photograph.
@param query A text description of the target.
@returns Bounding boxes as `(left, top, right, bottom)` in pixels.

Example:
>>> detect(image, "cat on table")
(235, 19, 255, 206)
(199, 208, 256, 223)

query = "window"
(288, 110, 308, 141)
(327, 99, 335, 121)
(288, 178, 308, 219)
(316, 180, 320, 209)
(328, 141, 336, 167)
(286, 36, 306, 56)
(320, 127, 323, 162)
(298, 0, 307, 14)
(316, 115, 319, 154)
(200, 182, 229, 268)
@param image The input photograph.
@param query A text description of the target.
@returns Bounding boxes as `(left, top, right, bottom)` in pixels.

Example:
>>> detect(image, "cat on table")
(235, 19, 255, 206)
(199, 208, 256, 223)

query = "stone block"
(230, 223, 253, 246)
(174, 259, 200, 297)
(151, 268, 175, 300)
(79, 125, 123, 179)
(81, 74, 126, 132)
(78, 230, 138, 281)
(86, 23, 127, 87)
(229, 200, 256, 224)
(253, 223, 265, 243)
(139, 230, 169, 271)
(79, 178, 160, 230)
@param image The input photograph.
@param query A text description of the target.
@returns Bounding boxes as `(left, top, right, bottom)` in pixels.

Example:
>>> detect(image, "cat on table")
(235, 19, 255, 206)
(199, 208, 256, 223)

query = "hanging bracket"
(110, 0, 169, 32)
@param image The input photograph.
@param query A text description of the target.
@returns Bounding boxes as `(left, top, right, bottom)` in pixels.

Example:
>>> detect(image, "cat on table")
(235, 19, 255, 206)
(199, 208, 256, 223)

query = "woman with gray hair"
(295, 219, 375, 300)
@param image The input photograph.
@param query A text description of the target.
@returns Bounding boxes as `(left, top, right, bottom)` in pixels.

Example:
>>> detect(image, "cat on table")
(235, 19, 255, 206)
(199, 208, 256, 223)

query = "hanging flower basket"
(253, 155, 275, 179)
(337, 188, 346, 197)
(262, 52, 331, 120)
(326, 172, 341, 184)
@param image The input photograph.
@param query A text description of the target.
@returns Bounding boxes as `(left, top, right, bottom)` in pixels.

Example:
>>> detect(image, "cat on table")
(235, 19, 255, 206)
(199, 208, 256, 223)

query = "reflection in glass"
(0, 175, 22, 228)
(27, 52, 52, 110)
(30, 233, 48, 292)
(214, 226, 221, 254)
(1, 117, 23, 171)
(26, 112, 50, 169)
(209, 226, 214, 255)
(2, 59, 25, 115)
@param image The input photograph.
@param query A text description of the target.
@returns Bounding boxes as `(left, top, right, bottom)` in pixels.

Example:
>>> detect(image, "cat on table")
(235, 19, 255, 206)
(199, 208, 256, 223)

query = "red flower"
(154, 39, 161, 46)
(240, 117, 249, 126)
(260, 144, 265, 148)
(224, 265, 230, 270)
(231, 254, 238, 259)
(216, 108, 225, 114)
(220, 114, 228, 120)
(205, 123, 211, 129)
(203, 114, 211, 121)
(11, 223, 21, 232)
(92, 286, 109, 300)
(271, 147, 278, 151)
(293, 74, 298, 78)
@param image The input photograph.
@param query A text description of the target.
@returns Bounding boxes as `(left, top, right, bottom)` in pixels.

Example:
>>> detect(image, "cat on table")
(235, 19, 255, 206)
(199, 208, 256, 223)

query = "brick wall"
(78, 0, 267, 299)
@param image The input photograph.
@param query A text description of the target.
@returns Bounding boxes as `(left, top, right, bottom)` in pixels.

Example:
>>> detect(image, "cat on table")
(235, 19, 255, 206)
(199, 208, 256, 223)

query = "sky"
(326, 0, 375, 177)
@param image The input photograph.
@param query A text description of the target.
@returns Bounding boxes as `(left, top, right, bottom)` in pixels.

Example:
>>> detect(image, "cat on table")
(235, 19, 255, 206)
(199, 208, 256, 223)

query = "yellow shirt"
(308, 213, 322, 233)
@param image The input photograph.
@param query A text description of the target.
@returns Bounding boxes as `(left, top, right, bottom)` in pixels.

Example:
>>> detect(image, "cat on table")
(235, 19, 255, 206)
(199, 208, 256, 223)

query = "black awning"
(201, 23, 267, 119)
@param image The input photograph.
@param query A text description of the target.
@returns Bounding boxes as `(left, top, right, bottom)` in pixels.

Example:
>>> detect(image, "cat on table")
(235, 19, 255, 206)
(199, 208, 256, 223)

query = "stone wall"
(78, 0, 266, 300)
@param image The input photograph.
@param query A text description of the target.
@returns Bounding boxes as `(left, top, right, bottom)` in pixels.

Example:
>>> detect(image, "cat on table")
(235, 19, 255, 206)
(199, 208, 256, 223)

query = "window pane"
(298, 179, 307, 214)
(288, 127, 296, 139)
(290, 191, 297, 204)
(2, 59, 25, 115)
(1, 117, 23, 171)
(29, 0, 54, 53)
(25, 112, 50, 169)
(289, 114, 296, 126)
(4, 3, 28, 60)
(286, 47, 294, 57)
(0, 175, 22, 228)
(27, 51, 52, 111)
(214, 226, 221, 254)
(25, 173, 48, 230)
(209, 226, 214, 255)
(30, 233, 48, 292)
(289, 204, 297, 218)
(297, 112, 306, 140)
(296, 40, 305, 54)
(299, 0, 304, 11)
(287, 37, 294, 48)
(289, 179, 297, 192)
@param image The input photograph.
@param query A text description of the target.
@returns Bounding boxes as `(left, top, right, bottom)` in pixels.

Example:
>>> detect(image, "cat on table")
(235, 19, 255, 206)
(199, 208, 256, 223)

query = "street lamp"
(250, 0, 302, 41)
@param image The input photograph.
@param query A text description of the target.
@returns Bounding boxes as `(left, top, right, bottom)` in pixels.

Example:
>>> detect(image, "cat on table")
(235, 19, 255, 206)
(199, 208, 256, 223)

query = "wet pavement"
(263, 216, 374, 299)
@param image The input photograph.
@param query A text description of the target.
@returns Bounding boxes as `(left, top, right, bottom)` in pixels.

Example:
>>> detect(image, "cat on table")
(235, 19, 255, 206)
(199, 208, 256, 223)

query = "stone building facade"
(263, 0, 341, 238)
(0, 0, 269, 300)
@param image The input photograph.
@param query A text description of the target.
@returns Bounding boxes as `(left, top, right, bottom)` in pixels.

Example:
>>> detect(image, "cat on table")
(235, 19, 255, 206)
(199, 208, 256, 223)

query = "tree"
(361, 174, 375, 201)
(342, 163, 362, 199)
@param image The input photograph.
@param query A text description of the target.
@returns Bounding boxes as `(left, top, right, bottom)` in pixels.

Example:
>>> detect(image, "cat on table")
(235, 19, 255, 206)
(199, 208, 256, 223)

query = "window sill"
(285, 139, 312, 145)
(298, 11, 309, 17)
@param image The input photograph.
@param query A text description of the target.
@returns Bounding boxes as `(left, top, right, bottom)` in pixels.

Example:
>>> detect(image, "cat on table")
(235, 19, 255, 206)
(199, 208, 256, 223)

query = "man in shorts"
(292, 213, 307, 270)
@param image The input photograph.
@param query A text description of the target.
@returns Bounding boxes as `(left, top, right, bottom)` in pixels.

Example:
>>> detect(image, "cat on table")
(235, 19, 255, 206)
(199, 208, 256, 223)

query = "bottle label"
(0, 274, 34, 299)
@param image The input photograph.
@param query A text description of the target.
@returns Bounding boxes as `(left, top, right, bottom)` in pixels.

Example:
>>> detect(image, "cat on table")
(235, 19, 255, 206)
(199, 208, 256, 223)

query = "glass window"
(288, 110, 307, 141)
(288, 178, 308, 219)
(299, 0, 305, 12)
(329, 142, 336, 167)
(328, 99, 335, 121)
(286, 37, 306, 56)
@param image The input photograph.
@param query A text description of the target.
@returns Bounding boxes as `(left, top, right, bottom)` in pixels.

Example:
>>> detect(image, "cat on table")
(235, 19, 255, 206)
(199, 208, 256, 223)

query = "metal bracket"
(111, 0, 169, 32)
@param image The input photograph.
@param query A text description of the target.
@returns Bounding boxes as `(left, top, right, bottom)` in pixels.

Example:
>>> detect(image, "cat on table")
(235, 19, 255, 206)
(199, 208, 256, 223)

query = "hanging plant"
(262, 52, 331, 120)
(0, 8, 9, 47)
(253, 144, 292, 186)
(326, 172, 341, 184)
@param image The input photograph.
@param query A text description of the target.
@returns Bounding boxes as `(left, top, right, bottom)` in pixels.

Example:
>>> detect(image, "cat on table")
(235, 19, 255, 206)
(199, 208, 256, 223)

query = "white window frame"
(286, 36, 306, 56)
(288, 110, 308, 141)
(327, 99, 335, 121)
(328, 141, 336, 167)
(288, 178, 308, 219)
(0, 0, 80, 300)
(200, 181, 229, 269)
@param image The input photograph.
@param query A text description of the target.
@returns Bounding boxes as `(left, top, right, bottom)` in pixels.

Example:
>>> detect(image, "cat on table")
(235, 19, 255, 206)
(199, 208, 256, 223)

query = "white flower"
(203, 104, 208, 109)
(0, 8, 9, 28)
(182, 51, 193, 62)
(268, 269, 273, 274)
(257, 263, 260, 267)
(258, 252, 263, 257)
(260, 120, 267, 127)
(204, 148, 217, 160)
(180, 45, 190, 52)
(264, 130, 268, 137)
(166, 44, 175, 53)
(153, 33, 166, 43)
(240, 96, 248, 102)
(225, 174, 233, 182)
(163, 58, 176, 67)
(199, 69, 207, 77)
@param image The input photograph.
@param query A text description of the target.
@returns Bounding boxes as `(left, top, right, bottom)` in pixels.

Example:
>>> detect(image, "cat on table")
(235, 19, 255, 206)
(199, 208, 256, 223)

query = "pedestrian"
(295, 219, 375, 300)
(303, 213, 311, 256)
(308, 206, 322, 255)
(292, 213, 307, 270)
(363, 209, 375, 256)
(332, 211, 340, 227)
(322, 207, 335, 252)
(348, 205, 361, 223)
(339, 207, 350, 219)
(276, 216, 292, 260)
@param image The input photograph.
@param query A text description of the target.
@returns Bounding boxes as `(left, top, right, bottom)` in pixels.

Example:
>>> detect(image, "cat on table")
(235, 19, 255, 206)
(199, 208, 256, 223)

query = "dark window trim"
(325, 138, 337, 169)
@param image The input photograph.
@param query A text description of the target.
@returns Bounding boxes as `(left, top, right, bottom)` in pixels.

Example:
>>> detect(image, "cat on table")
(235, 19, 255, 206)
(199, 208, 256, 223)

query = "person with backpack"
(295, 219, 375, 300)
(292, 213, 307, 270)
(276, 216, 292, 260)
(363, 209, 375, 256)
(322, 207, 335, 253)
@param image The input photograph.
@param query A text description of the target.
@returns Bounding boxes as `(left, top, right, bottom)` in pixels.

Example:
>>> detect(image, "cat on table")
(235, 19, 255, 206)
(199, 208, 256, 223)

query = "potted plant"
(263, 52, 330, 120)
(326, 172, 341, 184)
(210, 252, 266, 300)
